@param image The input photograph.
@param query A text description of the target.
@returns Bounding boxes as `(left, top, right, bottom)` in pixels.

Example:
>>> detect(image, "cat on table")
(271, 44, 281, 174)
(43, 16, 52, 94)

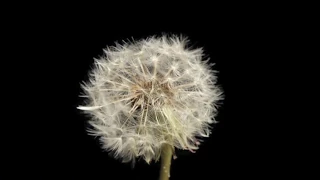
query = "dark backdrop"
(7, 5, 278, 179)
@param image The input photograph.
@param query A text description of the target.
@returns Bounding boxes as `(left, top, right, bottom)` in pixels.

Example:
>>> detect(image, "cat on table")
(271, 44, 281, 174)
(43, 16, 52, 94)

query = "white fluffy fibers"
(78, 35, 223, 164)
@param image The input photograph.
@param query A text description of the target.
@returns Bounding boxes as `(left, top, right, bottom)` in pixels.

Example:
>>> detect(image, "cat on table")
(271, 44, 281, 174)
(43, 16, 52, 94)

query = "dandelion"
(78, 35, 223, 179)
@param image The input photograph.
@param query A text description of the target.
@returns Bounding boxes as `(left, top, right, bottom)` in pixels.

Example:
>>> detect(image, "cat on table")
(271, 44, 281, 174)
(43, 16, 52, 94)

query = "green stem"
(159, 143, 173, 180)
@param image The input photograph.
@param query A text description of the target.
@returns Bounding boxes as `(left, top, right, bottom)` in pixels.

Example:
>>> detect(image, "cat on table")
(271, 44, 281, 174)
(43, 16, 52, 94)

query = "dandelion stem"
(159, 143, 173, 180)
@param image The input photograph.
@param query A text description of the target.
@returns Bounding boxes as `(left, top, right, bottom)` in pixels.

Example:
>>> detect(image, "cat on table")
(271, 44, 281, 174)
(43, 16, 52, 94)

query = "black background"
(5, 4, 286, 179)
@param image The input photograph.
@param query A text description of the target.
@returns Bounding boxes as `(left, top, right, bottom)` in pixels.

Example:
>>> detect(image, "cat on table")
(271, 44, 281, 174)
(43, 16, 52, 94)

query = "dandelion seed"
(78, 35, 223, 179)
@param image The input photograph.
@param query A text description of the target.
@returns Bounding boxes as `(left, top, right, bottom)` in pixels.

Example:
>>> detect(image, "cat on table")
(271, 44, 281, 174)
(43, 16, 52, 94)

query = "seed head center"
(130, 80, 173, 108)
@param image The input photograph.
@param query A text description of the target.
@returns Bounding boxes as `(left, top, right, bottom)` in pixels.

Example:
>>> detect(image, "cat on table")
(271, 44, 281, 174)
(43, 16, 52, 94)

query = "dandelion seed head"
(78, 35, 223, 164)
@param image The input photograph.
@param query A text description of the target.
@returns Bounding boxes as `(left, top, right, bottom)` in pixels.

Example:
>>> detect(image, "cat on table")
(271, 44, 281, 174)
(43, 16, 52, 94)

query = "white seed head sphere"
(78, 35, 223, 164)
